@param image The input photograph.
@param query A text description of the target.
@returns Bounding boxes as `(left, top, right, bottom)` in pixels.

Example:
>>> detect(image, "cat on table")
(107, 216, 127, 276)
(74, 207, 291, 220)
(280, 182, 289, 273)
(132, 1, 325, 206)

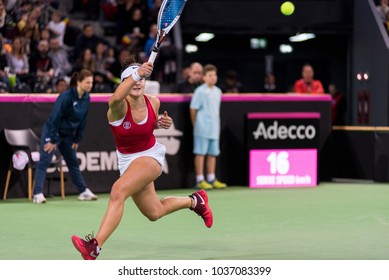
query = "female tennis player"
(71, 58, 213, 260)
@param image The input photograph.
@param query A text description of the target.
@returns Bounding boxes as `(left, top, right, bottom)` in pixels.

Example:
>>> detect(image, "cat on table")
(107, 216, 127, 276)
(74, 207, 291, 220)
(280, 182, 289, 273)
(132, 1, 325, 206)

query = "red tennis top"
(109, 96, 156, 154)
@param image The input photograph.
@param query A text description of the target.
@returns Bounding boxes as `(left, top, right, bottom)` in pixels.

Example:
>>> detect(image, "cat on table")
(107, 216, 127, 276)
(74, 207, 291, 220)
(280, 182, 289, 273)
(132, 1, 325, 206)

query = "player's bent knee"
(110, 183, 127, 202)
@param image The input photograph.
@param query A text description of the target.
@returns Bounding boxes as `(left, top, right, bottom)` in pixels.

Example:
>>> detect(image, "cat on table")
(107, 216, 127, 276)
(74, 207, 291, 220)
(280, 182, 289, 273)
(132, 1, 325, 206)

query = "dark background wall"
(178, 0, 367, 124)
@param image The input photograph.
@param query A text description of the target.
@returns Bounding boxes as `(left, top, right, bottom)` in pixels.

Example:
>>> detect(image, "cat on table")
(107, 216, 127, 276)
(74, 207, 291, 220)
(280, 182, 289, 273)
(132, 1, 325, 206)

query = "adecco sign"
(246, 112, 320, 149)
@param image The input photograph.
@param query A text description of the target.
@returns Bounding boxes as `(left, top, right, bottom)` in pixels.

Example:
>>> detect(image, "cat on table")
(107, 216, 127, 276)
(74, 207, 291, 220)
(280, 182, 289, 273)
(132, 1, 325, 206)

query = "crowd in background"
(0, 0, 176, 94)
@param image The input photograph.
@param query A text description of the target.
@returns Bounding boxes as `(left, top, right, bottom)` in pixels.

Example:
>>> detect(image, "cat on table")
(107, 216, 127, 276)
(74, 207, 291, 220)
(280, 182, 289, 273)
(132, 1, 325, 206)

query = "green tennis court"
(1, 182, 389, 260)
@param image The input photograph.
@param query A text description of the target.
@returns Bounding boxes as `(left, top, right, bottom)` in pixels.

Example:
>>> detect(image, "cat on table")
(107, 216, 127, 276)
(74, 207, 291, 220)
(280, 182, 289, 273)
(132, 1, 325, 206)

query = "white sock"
(207, 174, 215, 182)
(196, 175, 204, 182)
(191, 195, 197, 208)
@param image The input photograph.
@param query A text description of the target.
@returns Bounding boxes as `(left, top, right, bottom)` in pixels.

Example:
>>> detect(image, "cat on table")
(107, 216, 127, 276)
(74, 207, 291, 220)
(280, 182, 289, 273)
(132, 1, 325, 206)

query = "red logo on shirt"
(123, 121, 131, 129)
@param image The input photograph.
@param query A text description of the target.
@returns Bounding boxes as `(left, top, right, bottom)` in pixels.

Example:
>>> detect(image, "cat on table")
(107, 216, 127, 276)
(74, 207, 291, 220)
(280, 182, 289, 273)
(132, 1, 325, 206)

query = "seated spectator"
(94, 41, 115, 87)
(0, 33, 10, 92)
(21, 26, 38, 56)
(105, 46, 116, 70)
(220, 70, 244, 93)
(262, 72, 281, 93)
(108, 48, 132, 82)
(73, 24, 110, 61)
(172, 62, 203, 93)
(144, 23, 158, 59)
(29, 39, 54, 92)
(157, 34, 177, 84)
(40, 28, 51, 42)
(293, 63, 324, 94)
(24, 8, 41, 41)
(120, 8, 148, 54)
(46, 11, 66, 46)
(73, 48, 96, 74)
(54, 77, 68, 94)
(92, 72, 112, 93)
(6, 36, 31, 86)
(0, 0, 7, 35)
(115, 0, 146, 45)
(48, 37, 72, 77)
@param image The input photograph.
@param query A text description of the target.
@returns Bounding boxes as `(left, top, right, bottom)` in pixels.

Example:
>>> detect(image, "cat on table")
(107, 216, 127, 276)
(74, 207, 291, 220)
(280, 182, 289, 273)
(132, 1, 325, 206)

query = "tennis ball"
(281, 1, 295, 16)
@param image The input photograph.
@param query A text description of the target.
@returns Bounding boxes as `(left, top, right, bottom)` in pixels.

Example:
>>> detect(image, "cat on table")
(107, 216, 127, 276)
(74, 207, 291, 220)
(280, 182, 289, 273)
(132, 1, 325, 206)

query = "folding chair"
(3, 128, 65, 201)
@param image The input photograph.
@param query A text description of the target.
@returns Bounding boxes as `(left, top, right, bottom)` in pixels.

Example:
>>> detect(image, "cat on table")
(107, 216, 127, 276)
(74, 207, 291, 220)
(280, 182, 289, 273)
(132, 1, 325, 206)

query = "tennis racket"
(148, 0, 188, 64)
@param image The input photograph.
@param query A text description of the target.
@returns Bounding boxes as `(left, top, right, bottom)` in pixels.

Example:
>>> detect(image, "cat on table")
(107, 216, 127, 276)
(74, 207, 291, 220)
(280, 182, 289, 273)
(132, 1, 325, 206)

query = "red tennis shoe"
(190, 189, 213, 228)
(71, 234, 100, 260)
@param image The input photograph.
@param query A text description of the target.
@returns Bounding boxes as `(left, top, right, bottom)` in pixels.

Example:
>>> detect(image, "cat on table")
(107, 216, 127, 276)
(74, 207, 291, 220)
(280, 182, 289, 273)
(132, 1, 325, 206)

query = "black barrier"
(0, 94, 332, 198)
(331, 126, 389, 182)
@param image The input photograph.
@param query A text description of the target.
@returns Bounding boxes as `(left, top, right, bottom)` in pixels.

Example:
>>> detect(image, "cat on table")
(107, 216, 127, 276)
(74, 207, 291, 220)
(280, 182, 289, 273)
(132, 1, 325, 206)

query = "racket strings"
(159, 0, 186, 30)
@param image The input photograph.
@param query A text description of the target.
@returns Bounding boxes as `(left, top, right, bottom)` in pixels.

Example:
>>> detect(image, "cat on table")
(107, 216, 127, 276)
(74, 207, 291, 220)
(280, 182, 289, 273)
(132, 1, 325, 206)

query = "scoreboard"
(246, 112, 320, 188)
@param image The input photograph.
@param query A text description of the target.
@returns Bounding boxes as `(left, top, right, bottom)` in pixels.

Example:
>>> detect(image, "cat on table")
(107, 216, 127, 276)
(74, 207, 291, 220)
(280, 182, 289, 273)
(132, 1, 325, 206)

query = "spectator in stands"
(328, 83, 347, 125)
(220, 70, 244, 93)
(48, 37, 72, 77)
(24, 8, 41, 40)
(29, 39, 54, 92)
(94, 42, 109, 75)
(91, 72, 112, 93)
(73, 48, 96, 74)
(293, 63, 324, 94)
(6, 36, 30, 85)
(0, 1, 7, 35)
(73, 24, 110, 61)
(115, 0, 146, 45)
(28, 5, 44, 30)
(46, 11, 66, 46)
(109, 48, 131, 81)
(180, 66, 190, 82)
(262, 72, 281, 93)
(54, 77, 68, 94)
(0, 33, 9, 92)
(144, 23, 158, 59)
(94, 41, 115, 87)
(377, 0, 389, 24)
(105, 46, 116, 70)
(172, 62, 203, 93)
(122, 8, 148, 54)
(39, 28, 50, 42)
(149, 0, 162, 24)
(21, 25, 38, 56)
(156, 34, 177, 84)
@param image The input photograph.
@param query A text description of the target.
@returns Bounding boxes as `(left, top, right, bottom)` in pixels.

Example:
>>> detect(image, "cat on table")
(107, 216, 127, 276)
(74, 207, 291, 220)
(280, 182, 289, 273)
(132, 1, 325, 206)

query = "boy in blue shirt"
(189, 64, 227, 189)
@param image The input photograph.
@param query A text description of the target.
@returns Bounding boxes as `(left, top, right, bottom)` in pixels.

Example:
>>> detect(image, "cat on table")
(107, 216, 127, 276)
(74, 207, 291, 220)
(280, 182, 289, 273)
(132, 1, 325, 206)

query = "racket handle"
(148, 51, 158, 64)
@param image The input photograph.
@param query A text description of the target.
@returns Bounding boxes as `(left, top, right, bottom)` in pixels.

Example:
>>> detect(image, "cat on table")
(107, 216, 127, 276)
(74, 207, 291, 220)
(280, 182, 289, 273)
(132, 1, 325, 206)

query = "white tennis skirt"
(117, 142, 166, 176)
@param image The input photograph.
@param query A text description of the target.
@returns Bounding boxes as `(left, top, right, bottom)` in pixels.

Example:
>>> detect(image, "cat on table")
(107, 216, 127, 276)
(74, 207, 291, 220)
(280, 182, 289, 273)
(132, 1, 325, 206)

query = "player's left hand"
(158, 111, 172, 129)
(72, 143, 79, 150)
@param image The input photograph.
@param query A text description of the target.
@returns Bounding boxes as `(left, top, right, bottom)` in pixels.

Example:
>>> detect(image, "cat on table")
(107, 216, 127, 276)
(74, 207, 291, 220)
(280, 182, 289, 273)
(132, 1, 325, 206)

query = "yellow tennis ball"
(281, 1, 295, 16)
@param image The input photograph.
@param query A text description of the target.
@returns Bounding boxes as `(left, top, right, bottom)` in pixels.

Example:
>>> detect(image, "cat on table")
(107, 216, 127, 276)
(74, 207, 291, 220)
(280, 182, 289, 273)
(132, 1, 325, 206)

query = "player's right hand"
(138, 62, 154, 78)
(43, 142, 56, 153)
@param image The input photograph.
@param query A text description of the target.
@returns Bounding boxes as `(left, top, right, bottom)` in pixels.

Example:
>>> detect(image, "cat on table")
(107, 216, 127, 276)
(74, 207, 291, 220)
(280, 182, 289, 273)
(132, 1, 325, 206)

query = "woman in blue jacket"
(33, 69, 98, 204)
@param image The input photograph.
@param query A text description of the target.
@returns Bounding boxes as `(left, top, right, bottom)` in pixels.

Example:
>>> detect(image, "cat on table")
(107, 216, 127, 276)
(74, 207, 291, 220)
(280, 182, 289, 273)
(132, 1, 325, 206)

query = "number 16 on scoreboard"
(249, 149, 317, 188)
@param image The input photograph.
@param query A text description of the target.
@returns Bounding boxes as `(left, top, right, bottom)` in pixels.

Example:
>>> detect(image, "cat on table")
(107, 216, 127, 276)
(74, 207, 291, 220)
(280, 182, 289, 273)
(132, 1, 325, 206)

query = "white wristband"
(132, 70, 142, 82)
